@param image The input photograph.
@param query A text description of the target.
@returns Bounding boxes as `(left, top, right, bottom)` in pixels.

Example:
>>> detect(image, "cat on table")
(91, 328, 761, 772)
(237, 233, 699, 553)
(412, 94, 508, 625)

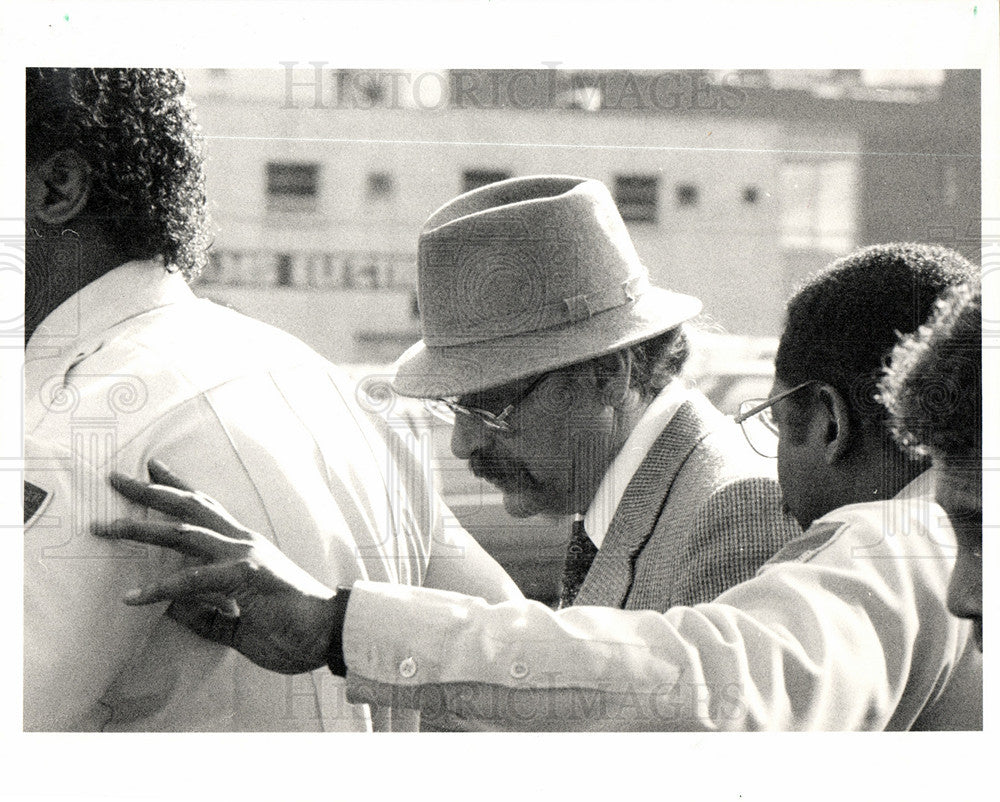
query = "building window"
(614, 175, 659, 222)
(675, 183, 699, 207)
(275, 253, 294, 286)
(266, 162, 320, 213)
(779, 159, 856, 252)
(367, 171, 395, 199)
(463, 169, 512, 194)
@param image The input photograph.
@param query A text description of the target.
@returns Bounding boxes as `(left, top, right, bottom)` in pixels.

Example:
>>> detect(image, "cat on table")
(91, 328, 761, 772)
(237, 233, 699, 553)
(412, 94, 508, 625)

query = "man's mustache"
(469, 449, 535, 491)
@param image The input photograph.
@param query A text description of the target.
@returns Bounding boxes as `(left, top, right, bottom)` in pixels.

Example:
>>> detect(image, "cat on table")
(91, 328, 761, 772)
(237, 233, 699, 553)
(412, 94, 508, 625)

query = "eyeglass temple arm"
(733, 381, 815, 424)
(734, 398, 772, 424)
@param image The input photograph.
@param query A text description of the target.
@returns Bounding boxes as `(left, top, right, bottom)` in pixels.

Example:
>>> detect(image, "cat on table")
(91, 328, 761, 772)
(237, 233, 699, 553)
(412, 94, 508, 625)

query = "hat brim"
(391, 287, 703, 398)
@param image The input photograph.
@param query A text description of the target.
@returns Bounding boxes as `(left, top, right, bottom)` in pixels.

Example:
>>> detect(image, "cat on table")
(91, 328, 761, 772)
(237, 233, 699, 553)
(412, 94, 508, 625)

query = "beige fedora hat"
(392, 175, 702, 398)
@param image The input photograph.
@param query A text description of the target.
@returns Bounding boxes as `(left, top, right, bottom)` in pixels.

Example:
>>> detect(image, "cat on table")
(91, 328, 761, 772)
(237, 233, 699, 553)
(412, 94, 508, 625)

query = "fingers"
(92, 518, 238, 560)
(122, 560, 251, 605)
(107, 470, 250, 543)
(109, 472, 200, 518)
(167, 599, 240, 648)
(109, 473, 230, 536)
(147, 459, 196, 492)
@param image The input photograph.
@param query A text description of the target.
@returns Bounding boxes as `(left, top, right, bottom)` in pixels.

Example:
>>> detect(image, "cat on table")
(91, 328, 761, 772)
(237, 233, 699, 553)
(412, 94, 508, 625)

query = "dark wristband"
(326, 587, 353, 677)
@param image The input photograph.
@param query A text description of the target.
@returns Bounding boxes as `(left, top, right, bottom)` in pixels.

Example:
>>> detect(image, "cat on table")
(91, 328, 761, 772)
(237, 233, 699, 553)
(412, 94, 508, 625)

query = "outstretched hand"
(92, 460, 340, 675)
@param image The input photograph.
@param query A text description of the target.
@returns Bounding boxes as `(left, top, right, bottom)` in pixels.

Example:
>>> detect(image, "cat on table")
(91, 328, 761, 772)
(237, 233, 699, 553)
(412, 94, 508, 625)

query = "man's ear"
(815, 383, 853, 464)
(29, 149, 91, 226)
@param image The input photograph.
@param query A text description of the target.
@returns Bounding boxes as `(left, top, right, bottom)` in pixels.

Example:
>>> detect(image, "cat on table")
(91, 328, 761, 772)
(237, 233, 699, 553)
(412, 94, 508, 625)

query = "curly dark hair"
(591, 325, 691, 401)
(879, 280, 982, 465)
(774, 243, 978, 431)
(26, 68, 209, 278)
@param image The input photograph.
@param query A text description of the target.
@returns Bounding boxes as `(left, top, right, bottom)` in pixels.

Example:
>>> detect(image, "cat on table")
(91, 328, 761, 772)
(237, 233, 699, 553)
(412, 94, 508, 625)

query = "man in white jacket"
(24, 68, 518, 732)
(97, 244, 982, 731)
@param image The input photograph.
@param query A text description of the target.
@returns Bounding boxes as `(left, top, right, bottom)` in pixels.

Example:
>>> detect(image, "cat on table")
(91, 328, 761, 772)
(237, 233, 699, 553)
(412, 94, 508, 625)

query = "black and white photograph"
(3, 2, 997, 801)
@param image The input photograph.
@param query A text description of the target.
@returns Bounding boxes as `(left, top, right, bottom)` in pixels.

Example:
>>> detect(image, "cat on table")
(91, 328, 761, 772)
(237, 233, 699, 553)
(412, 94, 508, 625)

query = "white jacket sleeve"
(342, 508, 976, 731)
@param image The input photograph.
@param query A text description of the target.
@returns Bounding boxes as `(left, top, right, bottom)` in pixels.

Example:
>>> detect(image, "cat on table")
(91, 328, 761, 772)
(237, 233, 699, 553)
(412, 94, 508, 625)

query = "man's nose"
(450, 414, 491, 460)
(947, 554, 983, 622)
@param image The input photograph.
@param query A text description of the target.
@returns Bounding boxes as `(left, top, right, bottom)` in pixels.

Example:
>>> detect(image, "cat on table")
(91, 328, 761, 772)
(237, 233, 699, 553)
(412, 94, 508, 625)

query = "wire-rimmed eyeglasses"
(734, 381, 815, 458)
(425, 372, 550, 433)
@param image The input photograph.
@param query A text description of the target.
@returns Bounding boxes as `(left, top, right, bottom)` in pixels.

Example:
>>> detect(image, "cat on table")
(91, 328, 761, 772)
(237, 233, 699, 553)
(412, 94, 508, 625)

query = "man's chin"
(500, 491, 540, 519)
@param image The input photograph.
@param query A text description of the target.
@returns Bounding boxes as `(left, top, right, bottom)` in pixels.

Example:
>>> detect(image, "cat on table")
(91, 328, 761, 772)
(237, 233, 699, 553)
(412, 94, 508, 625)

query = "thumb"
(167, 599, 240, 648)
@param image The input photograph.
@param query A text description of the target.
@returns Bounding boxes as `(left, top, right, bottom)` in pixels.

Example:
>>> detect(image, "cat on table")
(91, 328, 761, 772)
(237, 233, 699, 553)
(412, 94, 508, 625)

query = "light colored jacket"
(24, 260, 519, 732)
(341, 471, 981, 730)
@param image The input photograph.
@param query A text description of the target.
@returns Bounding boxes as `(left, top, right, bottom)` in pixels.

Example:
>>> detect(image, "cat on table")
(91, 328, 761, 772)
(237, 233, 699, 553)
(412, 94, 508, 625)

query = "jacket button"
(510, 662, 529, 679)
(398, 657, 417, 678)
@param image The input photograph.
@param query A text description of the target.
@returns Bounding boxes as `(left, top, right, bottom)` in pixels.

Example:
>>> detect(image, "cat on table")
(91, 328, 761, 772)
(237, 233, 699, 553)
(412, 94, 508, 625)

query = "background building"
(186, 67, 979, 364)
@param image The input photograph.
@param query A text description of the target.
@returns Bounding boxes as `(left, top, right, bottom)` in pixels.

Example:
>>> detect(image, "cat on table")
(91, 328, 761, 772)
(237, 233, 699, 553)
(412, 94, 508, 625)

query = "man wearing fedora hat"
(393, 175, 801, 611)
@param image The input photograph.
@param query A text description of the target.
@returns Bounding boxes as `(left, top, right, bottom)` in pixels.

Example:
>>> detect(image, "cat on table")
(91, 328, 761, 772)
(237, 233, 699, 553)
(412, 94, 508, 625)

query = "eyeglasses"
(425, 372, 550, 433)
(734, 381, 815, 458)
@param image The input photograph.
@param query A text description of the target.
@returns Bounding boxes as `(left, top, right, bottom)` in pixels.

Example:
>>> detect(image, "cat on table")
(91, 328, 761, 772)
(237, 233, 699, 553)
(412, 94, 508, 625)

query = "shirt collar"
(896, 468, 936, 500)
(24, 260, 195, 412)
(583, 380, 692, 548)
(26, 259, 194, 364)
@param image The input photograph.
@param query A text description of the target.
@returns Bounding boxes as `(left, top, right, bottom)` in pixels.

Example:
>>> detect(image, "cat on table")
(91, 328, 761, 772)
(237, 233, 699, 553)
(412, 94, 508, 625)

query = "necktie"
(559, 518, 598, 608)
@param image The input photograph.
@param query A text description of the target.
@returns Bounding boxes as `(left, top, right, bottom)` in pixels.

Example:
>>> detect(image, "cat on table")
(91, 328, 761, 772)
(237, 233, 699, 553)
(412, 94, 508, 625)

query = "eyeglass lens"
(737, 399, 779, 458)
